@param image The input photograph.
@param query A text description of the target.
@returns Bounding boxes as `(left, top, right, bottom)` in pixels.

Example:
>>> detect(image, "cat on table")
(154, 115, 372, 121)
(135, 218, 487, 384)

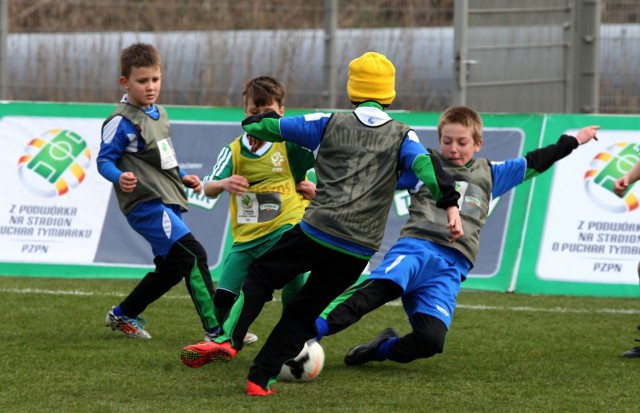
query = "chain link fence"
(2, 0, 640, 113)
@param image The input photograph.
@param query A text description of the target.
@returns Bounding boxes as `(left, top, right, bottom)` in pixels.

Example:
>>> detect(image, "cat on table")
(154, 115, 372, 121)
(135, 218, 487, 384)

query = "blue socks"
(315, 318, 329, 341)
(376, 337, 399, 361)
(314, 316, 397, 361)
(315, 316, 397, 361)
(112, 305, 125, 317)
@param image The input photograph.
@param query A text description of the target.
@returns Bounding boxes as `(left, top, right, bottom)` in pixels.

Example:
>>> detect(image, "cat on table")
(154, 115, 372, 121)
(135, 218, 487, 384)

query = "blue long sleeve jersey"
(399, 134, 582, 199)
(97, 96, 186, 184)
(241, 103, 459, 258)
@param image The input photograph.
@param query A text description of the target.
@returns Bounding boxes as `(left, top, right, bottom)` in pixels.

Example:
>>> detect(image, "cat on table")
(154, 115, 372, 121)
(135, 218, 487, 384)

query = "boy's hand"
(296, 180, 316, 200)
(446, 206, 463, 243)
(182, 175, 203, 194)
(222, 175, 250, 195)
(249, 136, 265, 152)
(119, 171, 137, 193)
(575, 125, 600, 145)
(613, 175, 630, 197)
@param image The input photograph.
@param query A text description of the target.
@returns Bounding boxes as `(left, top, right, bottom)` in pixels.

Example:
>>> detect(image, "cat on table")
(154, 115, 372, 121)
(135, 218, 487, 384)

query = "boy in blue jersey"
(198, 76, 316, 346)
(179, 51, 463, 396)
(613, 159, 640, 358)
(314, 106, 600, 366)
(97, 43, 217, 340)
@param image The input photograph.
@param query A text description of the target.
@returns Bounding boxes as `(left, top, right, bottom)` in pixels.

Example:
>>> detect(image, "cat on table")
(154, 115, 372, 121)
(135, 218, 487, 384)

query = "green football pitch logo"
(584, 141, 640, 213)
(17, 129, 91, 197)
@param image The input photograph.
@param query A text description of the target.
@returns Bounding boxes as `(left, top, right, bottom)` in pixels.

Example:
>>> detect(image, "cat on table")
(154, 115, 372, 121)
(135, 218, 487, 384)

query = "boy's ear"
(475, 140, 483, 152)
(119, 76, 129, 89)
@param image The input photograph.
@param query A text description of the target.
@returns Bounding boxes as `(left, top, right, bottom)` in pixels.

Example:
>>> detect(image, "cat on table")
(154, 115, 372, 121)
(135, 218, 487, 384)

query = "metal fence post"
(0, 0, 8, 101)
(573, 0, 600, 113)
(452, 0, 468, 106)
(323, 0, 337, 109)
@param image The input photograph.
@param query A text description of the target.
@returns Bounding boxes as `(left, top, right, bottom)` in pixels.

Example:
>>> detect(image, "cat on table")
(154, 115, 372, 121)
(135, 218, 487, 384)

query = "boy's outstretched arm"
(241, 112, 283, 143)
(523, 125, 599, 180)
(574, 125, 600, 144)
(242, 111, 328, 151)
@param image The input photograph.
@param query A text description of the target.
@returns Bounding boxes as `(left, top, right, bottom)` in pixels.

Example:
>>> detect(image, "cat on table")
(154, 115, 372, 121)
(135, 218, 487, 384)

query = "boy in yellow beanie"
(347, 51, 396, 105)
(179, 51, 463, 396)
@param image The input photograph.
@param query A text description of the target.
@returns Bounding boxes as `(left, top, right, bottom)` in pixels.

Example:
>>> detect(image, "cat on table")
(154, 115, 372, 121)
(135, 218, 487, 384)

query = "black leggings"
(229, 225, 368, 388)
(326, 278, 448, 363)
(119, 233, 215, 330)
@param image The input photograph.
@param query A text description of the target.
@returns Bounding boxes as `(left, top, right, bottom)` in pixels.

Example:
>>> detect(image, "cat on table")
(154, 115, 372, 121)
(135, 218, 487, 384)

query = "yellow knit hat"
(347, 52, 396, 105)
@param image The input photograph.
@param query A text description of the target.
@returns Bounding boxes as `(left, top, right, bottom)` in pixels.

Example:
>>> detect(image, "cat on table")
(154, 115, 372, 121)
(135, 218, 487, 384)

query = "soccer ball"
(278, 339, 325, 383)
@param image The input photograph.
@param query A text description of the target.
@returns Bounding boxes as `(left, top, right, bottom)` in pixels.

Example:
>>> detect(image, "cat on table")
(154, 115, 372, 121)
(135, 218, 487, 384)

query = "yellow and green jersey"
(203, 134, 315, 245)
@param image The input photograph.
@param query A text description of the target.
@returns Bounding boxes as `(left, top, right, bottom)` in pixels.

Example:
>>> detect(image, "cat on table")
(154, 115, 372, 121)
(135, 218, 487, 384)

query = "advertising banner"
(517, 114, 640, 297)
(1, 103, 638, 298)
(0, 117, 111, 263)
(0, 102, 243, 279)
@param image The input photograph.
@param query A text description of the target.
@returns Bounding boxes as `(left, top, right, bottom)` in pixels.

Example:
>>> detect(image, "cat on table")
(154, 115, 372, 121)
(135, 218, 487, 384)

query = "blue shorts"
(368, 237, 471, 329)
(126, 199, 191, 258)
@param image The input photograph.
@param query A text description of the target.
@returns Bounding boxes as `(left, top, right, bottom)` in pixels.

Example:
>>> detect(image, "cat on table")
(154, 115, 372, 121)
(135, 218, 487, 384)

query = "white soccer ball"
(278, 339, 325, 383)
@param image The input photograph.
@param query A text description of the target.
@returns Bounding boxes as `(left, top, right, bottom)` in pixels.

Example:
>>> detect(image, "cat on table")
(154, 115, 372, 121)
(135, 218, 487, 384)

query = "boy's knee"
(414, 328, 446, 356)
(389, 327, 446, 363)
(175, 233, 207, 264)
(161, 234, 208, 283)
(412, 313, 448, 357)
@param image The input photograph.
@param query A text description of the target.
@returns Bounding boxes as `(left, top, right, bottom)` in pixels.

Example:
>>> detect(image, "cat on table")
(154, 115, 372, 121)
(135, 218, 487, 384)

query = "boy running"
(98, 43, 217, 340)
